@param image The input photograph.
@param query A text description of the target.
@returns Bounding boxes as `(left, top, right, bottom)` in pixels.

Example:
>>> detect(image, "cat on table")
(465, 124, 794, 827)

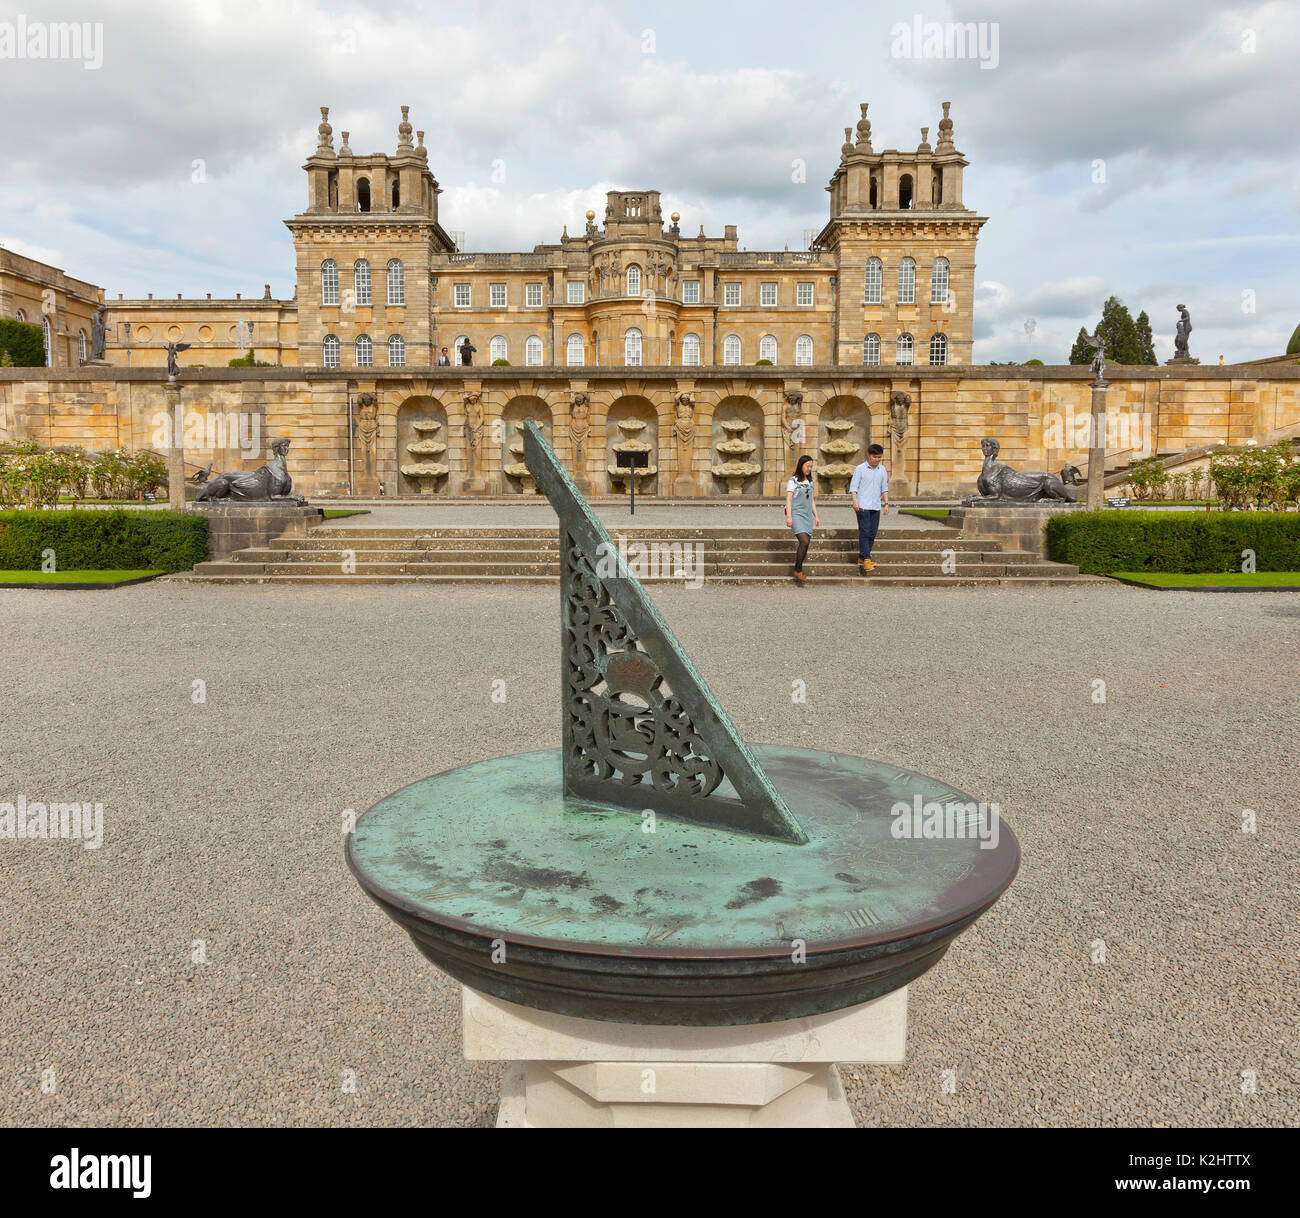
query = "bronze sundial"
(347, 423, 1019, 1025)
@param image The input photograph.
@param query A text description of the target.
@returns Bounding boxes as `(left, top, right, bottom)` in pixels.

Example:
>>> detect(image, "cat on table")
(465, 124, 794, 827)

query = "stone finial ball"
(671, 212, 680, 222)
(586, 210, 595, 220)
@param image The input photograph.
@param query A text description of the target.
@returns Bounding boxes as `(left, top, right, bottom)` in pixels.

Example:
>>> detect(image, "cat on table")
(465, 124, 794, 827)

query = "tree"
(1069, 296, 1157, 366)
(1287, 322, 1300, 356)
(0, 319, 46, 367)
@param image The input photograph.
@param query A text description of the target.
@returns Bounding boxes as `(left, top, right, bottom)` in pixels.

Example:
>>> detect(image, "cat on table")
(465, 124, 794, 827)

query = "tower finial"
(936, 101, 954, 151)
(316, 106, 335, 155)
(841, 127, 854, 160)
(855, 102, 872, 152)
(415, 130, 427, 160)
(339, 130, 352, 156)
(917, 126, 931, 153)
(397, 104, 413, 149)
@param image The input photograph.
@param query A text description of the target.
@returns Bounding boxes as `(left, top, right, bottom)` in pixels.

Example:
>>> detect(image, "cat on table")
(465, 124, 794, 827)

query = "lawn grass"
(900, 508, 951, 521)
(1110, 571, 1300, 590)
(0, 569, 165, 587)
(322, 509, 371, 519)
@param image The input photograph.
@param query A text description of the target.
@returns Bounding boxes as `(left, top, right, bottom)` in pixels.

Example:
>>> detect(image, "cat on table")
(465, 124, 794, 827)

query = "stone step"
(184, 571, 1096, 587)
(264, 540, 992, 559)
(302, 526, 952, 542)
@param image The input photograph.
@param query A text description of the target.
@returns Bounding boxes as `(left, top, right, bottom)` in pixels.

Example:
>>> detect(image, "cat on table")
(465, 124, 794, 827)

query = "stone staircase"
(187, 525, 1094, 587)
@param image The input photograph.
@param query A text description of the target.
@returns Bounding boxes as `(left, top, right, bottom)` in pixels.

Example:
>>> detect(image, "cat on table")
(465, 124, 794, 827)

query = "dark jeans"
(855, 508, 881, 559)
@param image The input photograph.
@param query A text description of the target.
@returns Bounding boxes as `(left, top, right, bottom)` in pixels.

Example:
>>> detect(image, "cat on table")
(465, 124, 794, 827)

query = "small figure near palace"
(89, 305, 108, 361)
(458, 337, 476, 366)
(784, 454, 820, 585)
(965, 437, 1078, 504)
(1174, 304, 1193, 359)
(850, 443, 889, 572)
(195, 436, 307, 505)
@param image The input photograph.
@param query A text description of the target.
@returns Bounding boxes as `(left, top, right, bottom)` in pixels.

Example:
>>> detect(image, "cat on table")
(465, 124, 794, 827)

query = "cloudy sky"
(2, 0, 1296, 362)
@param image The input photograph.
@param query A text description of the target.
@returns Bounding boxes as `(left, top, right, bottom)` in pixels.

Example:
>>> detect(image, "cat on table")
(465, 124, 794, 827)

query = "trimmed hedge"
(1046, 510, 1300, 574)
(0, 509, 208, 573)
(0, 318, 46, 367)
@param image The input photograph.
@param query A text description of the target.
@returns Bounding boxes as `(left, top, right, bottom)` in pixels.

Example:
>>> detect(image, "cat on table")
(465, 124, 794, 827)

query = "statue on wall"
(964, 437, 1078, 505)
(888, 391, 911, 447)
(196, 436, 307, 505)
(354, 392, 379, 480)
(569, 392, 591, 461)
(89, 305, 108, 361)
(165, 340, 192, 378)
(1174, 305, 1193, 359)
(781, 391, 803, 449)
(672, 392, 697, 494)
(1059, 462, 1084, 487)
(1080, 331, 1107, 385)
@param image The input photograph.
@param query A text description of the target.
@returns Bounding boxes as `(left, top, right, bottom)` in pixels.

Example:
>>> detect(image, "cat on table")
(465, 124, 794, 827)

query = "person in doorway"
(377, 480, 386, 497)
(458, 338, 476, 367)
(784, 454, 820, 584)
(849, 443, 889, 572)
(438, 347, 452, 366)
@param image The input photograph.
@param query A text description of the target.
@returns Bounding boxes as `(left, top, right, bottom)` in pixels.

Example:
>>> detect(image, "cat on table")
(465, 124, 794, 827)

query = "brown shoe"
(793, 570, 807, 584)
(862, 559, 876, 572)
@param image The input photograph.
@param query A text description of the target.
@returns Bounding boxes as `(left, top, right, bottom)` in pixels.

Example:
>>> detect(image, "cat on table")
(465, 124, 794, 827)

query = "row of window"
(864, 257, 949, 306)
(319, 330, 947, 368)
(321, 259, 405, 307)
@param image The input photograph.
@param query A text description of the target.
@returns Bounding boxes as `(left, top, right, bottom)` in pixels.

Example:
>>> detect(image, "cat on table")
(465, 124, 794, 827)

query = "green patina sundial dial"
(347, 422, 1019, 1026)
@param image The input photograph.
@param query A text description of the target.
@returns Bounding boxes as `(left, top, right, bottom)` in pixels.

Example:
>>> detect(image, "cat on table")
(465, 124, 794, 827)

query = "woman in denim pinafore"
(784, 454, 820, 584)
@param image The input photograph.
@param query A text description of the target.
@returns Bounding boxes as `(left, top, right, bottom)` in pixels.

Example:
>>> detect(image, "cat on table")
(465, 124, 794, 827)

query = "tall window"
(387, 260, 405, 306)
(795, 335, 813, 366)
(490, 283, 506, 308)
(682, 333, 701, 366)
(454, 283, 471, 307)
(929, 333, 948, 366)
(723, 334, 741, 365)
(567, 282, 585, 304)
(863, 333, 881, 365)
(525, 336, 543, 366)
(388, 334, 406, 366)
(357, 178, 371, 212)
(930, 257, 950, 306)
(355, 334, 373, 367)
(42, 317, 51, 366)
(454, 336, 468, 365)
(624, 327, 642, 366)
(760, 282, 778, 306)
(322, 334, 340, 367)
(567, 334, 585, 366)
(526, 283, 543, 307)
(77, 330, 87, 363)
(626, 265, 641, 297)
(759, 335, 777, 362)
(723, 283, 742, 306)
(682, 281, 700, 304)
(490, 335, 507, 363)
(15, 309, 24, 320)
(864, 258, 882, 304)
(321, 259, 339, 305)
(897, 258, 916, 305)
(354, 259, 371, 306)
(896, 333, 914, 365)
(797, 282, 814, 306)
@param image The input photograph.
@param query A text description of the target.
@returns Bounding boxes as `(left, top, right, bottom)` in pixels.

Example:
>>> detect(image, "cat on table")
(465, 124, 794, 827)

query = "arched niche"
(396, 395, 450, 495)
(605, 395, 659, 495)
(500, 396, 552, 494)
(815, 396, 871, 495)
(710, 396, 764, 496)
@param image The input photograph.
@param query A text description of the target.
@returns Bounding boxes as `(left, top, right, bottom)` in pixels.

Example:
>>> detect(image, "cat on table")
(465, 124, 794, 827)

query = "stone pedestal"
(463, 985, 907, 1129)
(1166, 356, 1200, 366)
(164, 382, 185, 512)
(947, 502, 1084, 559)
(1087, 383, 1107, 511)
(195, 502, 323, 561)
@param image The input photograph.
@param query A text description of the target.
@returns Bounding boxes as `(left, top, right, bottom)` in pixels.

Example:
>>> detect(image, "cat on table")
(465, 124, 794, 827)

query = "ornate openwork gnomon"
(523, 421, 808, 844)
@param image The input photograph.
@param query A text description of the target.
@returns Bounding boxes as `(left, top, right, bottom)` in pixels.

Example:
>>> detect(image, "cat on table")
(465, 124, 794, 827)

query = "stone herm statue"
(165, 341, 191, 378)
(195, 437, 307, 504)
(89, 305, 108, 361)
(964, 437, 1078, 504)
(1174, 304, 1192, 359)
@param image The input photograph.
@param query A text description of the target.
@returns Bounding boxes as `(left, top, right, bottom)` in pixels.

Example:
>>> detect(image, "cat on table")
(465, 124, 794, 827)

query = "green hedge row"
(1046, 510, 1300, 574)
(0, 509, 208, 573)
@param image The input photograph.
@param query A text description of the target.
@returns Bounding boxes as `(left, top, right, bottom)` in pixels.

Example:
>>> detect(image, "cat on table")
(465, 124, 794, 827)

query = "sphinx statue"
(964, 437, 1078, 505)
(195, 436, 307, 505)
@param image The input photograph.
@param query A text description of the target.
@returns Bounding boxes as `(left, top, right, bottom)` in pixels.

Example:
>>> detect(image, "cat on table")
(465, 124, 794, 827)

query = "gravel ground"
(0, 580, 1295, 1128)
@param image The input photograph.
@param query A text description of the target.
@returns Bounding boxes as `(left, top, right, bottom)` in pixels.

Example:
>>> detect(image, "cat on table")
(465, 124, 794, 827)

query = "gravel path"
(0, 581, 1294, 1127)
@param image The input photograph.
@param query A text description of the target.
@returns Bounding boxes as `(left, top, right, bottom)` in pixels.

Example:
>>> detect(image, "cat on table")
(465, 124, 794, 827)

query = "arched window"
(454, 335, 468, 366)
(896, 333, 914, 365)
(525, 336, 543, 367)
(795, 335, 813, 366)
(682, 333, 701, 367)
(899, 173, 914, 210)
(626, 265, 641, 297)
(357, 177, 371, 212)
(42, 317, 51, 366)
(869, 177, 879, 209)
(566, 334, 585, 366)
(15, 309, 25, 321)
(391, 179, 400, 209)
(863, 333, 881, 365)
(897, 257, 916, 305)
(930, 257, 949, 306)
(932, 168, 943, 206)
(759, 335, 777, 363)
(723, 334, 741, 365)
(490, 335, 507, 363)
(321, 259, 339, 305)
(864, 258, 882, 305)
(77, 330, 87, 363)
(387, 260, 404, 306)
(388, 334, 406, 367)
(929, 333, 948, 366)
(355, 334, 373, 367)
(322, 334, 340, 367)
(354, 259, 371, 306)
(624, 327, 642, 366)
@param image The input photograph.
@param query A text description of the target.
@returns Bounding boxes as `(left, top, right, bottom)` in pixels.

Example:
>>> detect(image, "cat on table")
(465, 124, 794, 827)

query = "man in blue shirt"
(849, 444, 889, 571)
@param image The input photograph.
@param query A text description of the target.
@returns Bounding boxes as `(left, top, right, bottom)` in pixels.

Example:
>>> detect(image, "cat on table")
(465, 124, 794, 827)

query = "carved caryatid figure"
(569, 392, 591, 460)
(196, 436, 307, 504)
(888, 391, 911, 448)
(355, 392, 379, 478)
(462, 391, 484, 477)
(781, 391, 803, 449)
(964, 437, 1078, 505)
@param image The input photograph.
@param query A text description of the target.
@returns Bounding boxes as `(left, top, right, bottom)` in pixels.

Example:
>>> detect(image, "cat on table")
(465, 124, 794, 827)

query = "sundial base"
(468, 985, 904, 1128)
(346, 745, 1018, 1027)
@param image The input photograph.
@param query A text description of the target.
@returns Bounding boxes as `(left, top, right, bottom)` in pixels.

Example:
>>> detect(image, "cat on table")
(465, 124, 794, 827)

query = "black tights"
(794, 532, 811, 572)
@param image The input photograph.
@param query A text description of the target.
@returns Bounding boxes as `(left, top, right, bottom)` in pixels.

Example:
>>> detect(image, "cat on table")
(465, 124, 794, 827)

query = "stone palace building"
(2, 103, 1298, 497)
